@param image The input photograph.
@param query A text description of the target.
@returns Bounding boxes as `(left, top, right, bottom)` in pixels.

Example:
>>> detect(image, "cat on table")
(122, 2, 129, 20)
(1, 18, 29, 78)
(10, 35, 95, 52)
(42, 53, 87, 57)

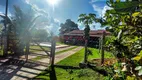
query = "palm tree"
(0, 5, 48, 59)
(78, 13, 96, 63)
(3, 0, 9, 55)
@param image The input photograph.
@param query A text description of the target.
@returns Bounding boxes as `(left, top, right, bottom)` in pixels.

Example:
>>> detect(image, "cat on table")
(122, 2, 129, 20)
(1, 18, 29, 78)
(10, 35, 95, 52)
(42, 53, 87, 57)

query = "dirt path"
(56, 46, 75, 52)
(38, 46, 83, 64)
(21, 46, 75, 60)
(55, 46, 83, 63)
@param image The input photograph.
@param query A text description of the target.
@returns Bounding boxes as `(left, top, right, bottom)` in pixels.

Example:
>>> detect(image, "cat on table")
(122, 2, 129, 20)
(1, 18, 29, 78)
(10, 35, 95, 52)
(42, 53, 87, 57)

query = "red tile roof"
(64, 30, 111, 37)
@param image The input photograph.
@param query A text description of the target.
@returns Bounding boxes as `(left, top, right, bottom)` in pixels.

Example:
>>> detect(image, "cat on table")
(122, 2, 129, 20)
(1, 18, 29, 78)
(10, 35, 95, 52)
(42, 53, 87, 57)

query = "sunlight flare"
(47, 0, 59, 6)
(46, 0, 60, 11)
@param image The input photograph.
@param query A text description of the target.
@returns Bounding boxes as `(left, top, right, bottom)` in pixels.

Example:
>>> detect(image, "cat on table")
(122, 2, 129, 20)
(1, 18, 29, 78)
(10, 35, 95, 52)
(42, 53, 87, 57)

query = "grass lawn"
(56, 42, 65, 45)
(88, 48, 113, 61)
(57, 47, 113, 66)
(35, 47, 113, 80)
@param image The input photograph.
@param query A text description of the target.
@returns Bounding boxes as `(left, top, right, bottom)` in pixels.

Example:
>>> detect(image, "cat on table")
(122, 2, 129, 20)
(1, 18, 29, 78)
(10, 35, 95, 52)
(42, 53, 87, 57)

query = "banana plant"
(78, 13, 97, 63)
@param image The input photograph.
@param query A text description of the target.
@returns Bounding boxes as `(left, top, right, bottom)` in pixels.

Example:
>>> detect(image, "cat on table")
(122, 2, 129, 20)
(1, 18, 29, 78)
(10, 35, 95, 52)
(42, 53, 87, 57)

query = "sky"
(0, 0, 109, 35)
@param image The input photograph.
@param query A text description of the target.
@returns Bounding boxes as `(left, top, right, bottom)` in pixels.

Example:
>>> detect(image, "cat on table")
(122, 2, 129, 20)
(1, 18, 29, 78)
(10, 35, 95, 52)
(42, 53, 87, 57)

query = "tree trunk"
(84, 39, 88, 63)
(50, 38, 56, 67)
(3, 0, 9, 56)
(101, 31, 105, 64)
(25, 39, 30, 61)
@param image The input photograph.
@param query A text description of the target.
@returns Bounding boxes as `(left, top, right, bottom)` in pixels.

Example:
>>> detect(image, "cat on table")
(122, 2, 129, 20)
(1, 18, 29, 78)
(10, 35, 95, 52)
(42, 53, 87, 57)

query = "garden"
(0, 0, 142, 80)
(35, 0, 142, 80)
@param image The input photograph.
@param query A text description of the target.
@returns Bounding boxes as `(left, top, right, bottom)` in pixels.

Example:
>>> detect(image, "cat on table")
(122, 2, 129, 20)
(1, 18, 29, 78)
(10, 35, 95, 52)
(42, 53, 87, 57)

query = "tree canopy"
(31, 29, 49, 42)
(59, 19, 79, 35)
(0, 5, 48, 54)
(100, 0, 142, 79)
(78, 13, 96, 39)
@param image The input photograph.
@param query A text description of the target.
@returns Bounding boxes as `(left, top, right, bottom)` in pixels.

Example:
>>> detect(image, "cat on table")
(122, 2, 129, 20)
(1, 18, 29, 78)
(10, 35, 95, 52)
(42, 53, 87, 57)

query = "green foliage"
(106, 0, 142, 12)
(59, 19, 79, 35)
(132, 50, 142, 61)
(78, 13, 97, 63)
(0, 5, 48, 54)
(99, 0, 142, 79)
(31, 29, 49, 42)
(78, 13, 97, 39)
(78, 13, 96, 25)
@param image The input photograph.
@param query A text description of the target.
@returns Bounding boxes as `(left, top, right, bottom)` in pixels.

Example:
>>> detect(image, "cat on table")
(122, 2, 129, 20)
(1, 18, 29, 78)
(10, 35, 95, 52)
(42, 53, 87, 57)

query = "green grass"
(36, 67, 104, 80)
(88, 48, 113, 61)
(57, 48, 113, 66)
(35, 47, 112, 80)
(57, 48, 84, 66)
(56, 46, 78, 54)
(56, 42, 65, 45)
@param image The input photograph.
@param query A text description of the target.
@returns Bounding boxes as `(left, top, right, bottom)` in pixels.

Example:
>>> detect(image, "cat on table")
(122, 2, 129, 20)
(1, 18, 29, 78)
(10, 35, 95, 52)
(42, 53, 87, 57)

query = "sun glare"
(47, 0, 59, 6)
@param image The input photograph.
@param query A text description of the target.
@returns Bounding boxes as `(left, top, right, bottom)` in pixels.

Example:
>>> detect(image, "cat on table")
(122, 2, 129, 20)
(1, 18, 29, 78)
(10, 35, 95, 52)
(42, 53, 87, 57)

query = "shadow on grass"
(54, 65, 80, 69)
(87, 64, 109, 76)
(34, 65, 81, 80)
(35, 64, 109, 80)
(55, 64, 109, 76)
(35, 66, 57, 80)
(50, 66, 57, 80)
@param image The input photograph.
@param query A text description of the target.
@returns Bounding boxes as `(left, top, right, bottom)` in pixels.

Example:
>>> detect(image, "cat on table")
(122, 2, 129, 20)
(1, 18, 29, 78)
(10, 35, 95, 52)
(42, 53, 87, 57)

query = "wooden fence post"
(84, 39, 88, 63)
(50, 38, 56, 66)
(25, 37, 30, 61)
(3, 0, 9, 56)
(101, 31, 105, 64)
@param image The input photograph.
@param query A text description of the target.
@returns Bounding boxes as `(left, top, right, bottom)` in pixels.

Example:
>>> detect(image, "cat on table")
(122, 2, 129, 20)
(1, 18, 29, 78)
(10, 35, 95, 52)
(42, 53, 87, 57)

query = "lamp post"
(3, 0, 9, 56)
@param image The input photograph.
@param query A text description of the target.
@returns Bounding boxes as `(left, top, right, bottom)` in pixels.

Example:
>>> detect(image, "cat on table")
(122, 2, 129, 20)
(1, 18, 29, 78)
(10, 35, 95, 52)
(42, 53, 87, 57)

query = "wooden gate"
(26, 38, 56, 66)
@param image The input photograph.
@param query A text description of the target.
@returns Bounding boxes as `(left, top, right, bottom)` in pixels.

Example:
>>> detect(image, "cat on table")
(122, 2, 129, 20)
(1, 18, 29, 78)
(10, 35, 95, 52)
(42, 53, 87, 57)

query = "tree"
(78, 13, 96, 63)
(100, 0, 142, 79)
(11, 5, 42, 55)
(31, 29, 49, 42)
(0, 5, 48, 56)
(59, 19, 79, 35)
(0, 24, 3, 34)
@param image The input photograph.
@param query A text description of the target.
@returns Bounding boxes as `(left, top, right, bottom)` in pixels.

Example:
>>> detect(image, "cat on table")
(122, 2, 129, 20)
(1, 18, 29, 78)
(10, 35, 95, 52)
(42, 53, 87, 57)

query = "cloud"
(91, 4, 112, 29)
(54, 18, 60, 24)
(90, 0, 100, 3)
(77, 22, 105, 30)
(24, 0, 61, 35)
(45, 17, 60, 35)
(92, 5, 103, 17)
(92, 4, 112, 17)
(90, 0, 106, 3)
(77, 22, 84, 30)
(102, 5, 112, 17)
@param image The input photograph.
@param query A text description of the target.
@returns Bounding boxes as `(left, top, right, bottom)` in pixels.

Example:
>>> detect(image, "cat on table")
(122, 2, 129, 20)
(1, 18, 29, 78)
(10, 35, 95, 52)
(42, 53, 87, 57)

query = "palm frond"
(79, 14, 86, 18)
(28, 15, 41, 31)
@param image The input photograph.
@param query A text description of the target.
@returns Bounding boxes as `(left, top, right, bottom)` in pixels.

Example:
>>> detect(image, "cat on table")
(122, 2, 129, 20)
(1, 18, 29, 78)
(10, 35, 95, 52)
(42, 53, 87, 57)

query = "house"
(63, 30, 110, 48)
